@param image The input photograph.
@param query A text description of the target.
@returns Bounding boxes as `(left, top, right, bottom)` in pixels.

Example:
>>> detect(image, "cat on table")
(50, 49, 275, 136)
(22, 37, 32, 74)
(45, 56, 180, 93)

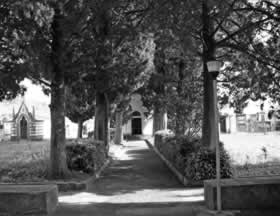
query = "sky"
(0, 79, 50, 120)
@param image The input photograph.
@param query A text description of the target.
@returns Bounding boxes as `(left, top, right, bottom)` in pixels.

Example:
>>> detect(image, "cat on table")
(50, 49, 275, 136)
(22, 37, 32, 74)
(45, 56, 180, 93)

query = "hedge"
(66, 139, 107, 174)
(154, 131, 232, 182)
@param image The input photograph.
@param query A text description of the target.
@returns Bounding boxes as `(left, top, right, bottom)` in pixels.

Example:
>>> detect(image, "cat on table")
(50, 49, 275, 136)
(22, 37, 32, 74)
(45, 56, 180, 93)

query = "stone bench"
(204, 176, 280, 211)
(0, 184, 58, 215)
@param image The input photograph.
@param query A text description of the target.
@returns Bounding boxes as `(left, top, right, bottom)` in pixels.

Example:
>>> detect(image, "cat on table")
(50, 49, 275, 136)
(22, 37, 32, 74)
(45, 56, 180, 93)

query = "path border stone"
(0, 184, 58, 215)
(204, 176, 280, 211)
(0, 158, 112, 192)
(145, 139, 202, 187)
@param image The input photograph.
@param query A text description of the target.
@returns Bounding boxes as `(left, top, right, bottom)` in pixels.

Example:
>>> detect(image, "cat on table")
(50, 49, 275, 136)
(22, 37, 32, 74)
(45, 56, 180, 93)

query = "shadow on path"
(53, 141, 204, 216)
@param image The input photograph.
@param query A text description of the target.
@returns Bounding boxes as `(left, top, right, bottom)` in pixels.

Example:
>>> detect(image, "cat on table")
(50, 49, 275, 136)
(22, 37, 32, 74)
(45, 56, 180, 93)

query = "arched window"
(132, 111, 141, 117)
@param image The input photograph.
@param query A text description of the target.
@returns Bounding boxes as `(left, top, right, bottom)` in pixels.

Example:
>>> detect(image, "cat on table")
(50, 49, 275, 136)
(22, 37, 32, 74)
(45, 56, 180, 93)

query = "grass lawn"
(0, 140, 50, 182)
(0, 139, 92, 183)
(220, 132, 280, 177)
(0, 140, 50, 164)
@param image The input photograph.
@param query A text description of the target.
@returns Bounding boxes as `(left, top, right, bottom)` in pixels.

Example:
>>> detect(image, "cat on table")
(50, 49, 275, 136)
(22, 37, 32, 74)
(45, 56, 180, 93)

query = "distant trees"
(65, 83, 95, 139)
(82, 0, 152, 147)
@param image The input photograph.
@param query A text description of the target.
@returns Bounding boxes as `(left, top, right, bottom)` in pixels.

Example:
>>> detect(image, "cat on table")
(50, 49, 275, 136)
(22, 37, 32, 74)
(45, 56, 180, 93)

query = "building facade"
(4, 101, 44, 140)
(123, 94, 153, 136)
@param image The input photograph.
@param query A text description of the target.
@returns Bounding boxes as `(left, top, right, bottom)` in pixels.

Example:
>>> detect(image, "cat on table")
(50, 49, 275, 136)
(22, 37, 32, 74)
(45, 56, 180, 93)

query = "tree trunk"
(175, 60, 185, 136)
(175, 106, 185, 136)
(77, 120, 83, 139)
(93, 6, 111, 154)
(201, 0, 217, 149)
(153, 104, 168, 135)
(49, 5, 70, 179)
(94, 92, 110, 148)
(114, 110, 123, 145)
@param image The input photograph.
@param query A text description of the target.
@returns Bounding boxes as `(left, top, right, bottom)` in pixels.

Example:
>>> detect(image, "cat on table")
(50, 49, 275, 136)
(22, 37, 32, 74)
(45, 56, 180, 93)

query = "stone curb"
(0, 158, 112, 192)
(83, 158, 112, 188)
(196, 208, 239, 216)
(145, 139, 202, 187)
(55, 157, 112, 192)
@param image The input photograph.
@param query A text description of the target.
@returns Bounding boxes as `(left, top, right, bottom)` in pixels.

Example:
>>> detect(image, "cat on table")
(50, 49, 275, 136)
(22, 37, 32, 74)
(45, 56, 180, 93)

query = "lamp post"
(207, 60, 222, 212)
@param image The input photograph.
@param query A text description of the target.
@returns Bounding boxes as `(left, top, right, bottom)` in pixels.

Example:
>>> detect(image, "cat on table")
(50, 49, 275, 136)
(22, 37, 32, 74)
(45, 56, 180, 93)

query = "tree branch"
(216, 17, 270, 46)
(28, 75, 51, 87)
(211, 0, 238, 38)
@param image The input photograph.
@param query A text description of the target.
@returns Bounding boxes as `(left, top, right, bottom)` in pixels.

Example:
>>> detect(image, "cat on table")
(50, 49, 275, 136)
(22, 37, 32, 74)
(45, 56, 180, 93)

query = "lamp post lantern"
(207, 60, 222, 212)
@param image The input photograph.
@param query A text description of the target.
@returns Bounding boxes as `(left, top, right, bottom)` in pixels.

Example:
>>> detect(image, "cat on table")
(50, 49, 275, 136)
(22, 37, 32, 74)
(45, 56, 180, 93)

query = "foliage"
(155, 132, 232, 181)
(65, 82, 95, 138)
(185, 143, 232, 181)
(145, 0, 280, 146)
(155, 132, 198, 172)
(138, 6, 203, 135)
(66, 139, 107, 174)
(65, 84, 95, 124)
(166, 68, 203, 137)
(0, 159, 48, 183)
(0, 0, 28, 101)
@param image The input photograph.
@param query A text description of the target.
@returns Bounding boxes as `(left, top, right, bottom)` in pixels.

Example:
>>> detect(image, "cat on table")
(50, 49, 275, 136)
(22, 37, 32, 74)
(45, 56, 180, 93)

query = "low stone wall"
(204, 176, 280, 211)
(0, 184, 58, 215)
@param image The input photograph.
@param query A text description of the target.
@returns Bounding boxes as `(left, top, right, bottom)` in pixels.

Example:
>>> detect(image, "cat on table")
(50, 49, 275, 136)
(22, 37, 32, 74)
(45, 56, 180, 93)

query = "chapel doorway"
(131, 111, 142, 135)
(220, 116, 227, 133)
(20, 116, 28, 139)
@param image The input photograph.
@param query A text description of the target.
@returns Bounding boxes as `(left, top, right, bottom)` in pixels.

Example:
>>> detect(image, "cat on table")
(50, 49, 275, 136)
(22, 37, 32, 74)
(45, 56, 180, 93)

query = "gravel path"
(53, 140, 204, 216)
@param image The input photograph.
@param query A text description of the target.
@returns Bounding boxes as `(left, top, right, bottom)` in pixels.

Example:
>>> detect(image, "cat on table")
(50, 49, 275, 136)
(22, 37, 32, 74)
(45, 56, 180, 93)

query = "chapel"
(123, 94, 153, 136)
(4, 101, 44, 140)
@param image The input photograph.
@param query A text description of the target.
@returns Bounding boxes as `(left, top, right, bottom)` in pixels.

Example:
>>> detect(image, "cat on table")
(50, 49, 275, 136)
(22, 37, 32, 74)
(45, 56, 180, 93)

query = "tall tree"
(5, 0, 91, 178)
(84, 0, 152, 147)
(147, 0, 279, 148)
(113, 32, 153, 144)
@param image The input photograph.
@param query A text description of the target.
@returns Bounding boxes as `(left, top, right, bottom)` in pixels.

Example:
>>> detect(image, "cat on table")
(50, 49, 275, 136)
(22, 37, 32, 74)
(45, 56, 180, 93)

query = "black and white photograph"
(0, 0, 280, 215)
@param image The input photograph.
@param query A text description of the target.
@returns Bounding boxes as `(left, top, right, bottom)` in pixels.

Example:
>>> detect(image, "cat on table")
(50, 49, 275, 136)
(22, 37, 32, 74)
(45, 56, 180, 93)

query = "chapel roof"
(12, 101, 43, 122)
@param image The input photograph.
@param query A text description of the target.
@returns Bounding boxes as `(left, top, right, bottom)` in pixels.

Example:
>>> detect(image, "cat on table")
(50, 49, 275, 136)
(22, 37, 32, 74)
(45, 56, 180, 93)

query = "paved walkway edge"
(85, 158, 112, 188)
(145, 140, 202, 187)
(196, 208, 239, 216)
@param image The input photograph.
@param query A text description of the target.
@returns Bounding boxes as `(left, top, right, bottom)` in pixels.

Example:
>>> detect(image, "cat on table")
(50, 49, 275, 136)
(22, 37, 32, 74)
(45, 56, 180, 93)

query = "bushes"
(155, 133, 200, 172)
(154, 132, 232, 182)
(184, 143, 232, 181)
(66, 139, 107, 174)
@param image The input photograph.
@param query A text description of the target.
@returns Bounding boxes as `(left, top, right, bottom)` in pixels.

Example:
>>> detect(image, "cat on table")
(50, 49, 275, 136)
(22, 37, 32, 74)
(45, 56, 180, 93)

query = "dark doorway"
(220, 116, 227, 133)
(20, 116, 28, 139)
(131, 111, 142, 135)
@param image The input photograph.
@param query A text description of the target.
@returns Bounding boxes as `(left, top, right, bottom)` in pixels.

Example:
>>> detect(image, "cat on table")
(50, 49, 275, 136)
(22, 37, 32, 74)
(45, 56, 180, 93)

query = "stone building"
(4, 101, 44, 140)
(123, 94, 153, 136)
